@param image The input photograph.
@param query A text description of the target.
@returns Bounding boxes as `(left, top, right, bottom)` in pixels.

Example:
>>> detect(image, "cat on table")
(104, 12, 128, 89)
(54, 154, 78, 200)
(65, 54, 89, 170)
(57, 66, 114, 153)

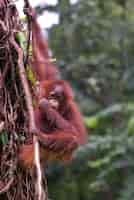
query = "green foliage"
(118, 175, 134, 200)
(26, 65, 37, 86)
(35, 0, 134, 199)
(16, 32, 36, 85)
(0, 131, 8, 145)
(16, 32, 27, 51)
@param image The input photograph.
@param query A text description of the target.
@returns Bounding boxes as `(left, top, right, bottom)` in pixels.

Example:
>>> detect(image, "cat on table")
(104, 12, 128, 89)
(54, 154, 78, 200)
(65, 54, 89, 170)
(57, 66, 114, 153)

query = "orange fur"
(18, 7, 87, 169)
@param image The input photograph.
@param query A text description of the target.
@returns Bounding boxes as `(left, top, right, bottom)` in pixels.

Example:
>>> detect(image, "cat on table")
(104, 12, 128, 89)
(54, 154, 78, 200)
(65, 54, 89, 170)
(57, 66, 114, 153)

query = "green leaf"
(0, 131, 8, 145)
(16, 32, 27, 51)
(26, 65, 37, 86)
(128, 117, 134, 135)
(88, 157, 110, 168)
(84, 116, 98, 129)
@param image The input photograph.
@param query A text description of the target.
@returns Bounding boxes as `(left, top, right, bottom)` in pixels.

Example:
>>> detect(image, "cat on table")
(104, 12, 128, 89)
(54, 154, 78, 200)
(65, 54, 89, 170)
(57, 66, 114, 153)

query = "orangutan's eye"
(49, 91, 56, 99)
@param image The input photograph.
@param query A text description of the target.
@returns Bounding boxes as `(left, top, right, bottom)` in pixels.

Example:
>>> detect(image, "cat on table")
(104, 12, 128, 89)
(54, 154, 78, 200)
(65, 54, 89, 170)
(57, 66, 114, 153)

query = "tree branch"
(10, 36, 46, 200)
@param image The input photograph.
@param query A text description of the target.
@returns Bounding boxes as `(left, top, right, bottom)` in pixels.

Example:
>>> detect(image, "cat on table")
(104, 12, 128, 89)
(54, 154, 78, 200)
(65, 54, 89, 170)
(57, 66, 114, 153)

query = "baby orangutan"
(18, 7, 87, 169)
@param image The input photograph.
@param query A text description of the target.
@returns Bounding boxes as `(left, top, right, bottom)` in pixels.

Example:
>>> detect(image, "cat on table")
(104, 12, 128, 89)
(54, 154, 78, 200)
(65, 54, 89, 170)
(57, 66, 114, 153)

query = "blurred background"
(17, 0, 134, 199)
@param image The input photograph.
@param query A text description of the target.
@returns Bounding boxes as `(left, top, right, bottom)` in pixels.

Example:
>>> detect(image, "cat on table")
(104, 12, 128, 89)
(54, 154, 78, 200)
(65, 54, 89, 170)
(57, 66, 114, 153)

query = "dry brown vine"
(0, 0, 48, 199)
